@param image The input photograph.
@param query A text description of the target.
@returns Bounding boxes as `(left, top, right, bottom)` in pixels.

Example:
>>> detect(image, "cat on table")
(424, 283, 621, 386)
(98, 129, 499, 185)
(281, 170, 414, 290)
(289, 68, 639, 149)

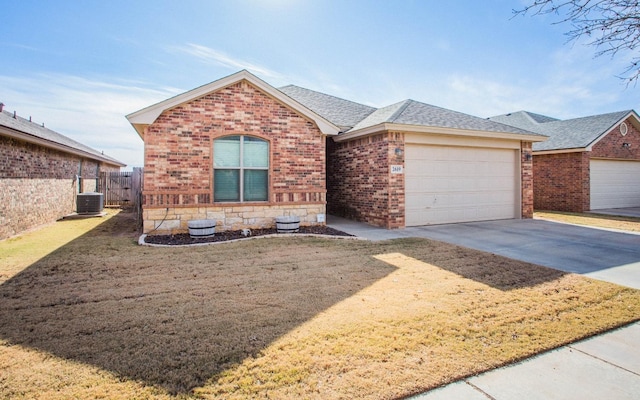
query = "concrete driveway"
(406, 219, 640, 289)
(329, 216, 640, 289)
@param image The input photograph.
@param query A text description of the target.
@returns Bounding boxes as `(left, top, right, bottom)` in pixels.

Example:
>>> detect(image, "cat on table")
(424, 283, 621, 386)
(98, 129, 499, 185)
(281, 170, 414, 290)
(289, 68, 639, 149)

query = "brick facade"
(327, 131, 405, 229)
(533, 118, 640, 212)
(142, 80, 327, 234)
(533, 152, 591, 212)
(0, 135, 119, 240)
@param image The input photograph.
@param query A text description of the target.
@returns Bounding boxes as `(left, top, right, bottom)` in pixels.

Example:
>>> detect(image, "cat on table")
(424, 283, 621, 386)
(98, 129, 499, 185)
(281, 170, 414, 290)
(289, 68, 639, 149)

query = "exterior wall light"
(623, 143, 631, 149)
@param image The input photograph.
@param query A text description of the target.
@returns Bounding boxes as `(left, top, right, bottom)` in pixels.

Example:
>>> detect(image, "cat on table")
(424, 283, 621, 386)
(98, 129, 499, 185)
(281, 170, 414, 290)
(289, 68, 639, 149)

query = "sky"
(2, 0, 639, 168)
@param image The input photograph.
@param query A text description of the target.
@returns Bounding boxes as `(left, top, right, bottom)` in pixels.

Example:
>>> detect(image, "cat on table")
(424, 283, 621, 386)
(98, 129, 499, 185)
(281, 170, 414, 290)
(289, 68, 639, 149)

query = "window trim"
(213, 135, 270, 203)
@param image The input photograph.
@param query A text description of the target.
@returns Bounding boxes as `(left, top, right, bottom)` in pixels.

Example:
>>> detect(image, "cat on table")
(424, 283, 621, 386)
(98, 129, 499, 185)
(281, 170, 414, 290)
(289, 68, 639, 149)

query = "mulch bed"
(143, 226, 355, 245)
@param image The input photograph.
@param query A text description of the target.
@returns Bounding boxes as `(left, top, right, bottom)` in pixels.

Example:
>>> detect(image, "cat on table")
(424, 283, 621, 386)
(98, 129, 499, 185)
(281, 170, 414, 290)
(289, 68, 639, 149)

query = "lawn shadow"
(398, 238, 568, 291)
(0, 212, 396, 395)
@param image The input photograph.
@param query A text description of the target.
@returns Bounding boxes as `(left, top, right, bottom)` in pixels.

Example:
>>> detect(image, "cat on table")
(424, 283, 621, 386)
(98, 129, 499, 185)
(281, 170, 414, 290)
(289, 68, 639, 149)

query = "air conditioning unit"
(77, 192, 104, 214)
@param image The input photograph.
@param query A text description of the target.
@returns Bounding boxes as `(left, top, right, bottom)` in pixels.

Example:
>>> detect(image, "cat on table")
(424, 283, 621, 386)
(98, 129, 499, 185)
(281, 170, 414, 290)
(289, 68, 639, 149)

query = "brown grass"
(1, 210, 639, 399)
(535, 211, 640, 232)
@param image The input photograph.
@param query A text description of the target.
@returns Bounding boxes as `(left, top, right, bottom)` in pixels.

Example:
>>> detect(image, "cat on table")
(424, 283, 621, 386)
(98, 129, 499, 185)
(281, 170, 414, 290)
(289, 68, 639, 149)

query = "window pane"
(243, 170, 268, 201)
(214, 169, 239, 201)
(214, 136, 240, 167)
(243, 137, 269, 168)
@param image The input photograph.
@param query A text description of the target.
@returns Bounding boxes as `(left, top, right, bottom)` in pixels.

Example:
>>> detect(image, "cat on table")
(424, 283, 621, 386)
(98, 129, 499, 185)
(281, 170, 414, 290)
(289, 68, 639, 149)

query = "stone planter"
(275, 216, 300, 233)
(187, 219, 216, 238)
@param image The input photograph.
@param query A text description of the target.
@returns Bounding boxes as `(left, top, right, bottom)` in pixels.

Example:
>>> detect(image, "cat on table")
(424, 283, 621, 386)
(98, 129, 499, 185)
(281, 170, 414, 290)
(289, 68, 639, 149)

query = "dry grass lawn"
(536, 211, 640, 232)
(1, 210, 639, 399)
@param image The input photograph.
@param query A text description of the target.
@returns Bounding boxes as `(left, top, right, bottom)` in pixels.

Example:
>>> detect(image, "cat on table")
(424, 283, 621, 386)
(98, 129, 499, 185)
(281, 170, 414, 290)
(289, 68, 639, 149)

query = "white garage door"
(405, 145, 519, 226)
(590, 159, 640, 209)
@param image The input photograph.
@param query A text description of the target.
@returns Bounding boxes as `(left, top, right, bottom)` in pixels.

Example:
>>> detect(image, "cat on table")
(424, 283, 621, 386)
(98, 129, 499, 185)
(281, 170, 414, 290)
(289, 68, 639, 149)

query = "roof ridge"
(388, 100, 413, 123)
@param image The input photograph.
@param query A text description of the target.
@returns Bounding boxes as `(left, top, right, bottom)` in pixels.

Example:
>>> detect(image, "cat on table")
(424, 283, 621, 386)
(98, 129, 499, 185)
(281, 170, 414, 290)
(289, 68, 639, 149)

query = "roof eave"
(0, 125, 126, 167)
(126, 70, 340, 139)
(333, 123, 547, 143)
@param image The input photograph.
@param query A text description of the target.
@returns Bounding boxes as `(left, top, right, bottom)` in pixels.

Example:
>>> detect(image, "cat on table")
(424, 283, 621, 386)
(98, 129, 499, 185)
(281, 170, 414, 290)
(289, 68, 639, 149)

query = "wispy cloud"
(0, 74, 181, 167)
(171, 43, 282, 79)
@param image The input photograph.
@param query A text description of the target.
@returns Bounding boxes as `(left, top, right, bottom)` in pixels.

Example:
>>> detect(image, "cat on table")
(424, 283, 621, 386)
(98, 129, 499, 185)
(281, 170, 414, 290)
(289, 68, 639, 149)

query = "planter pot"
(275, 216, 300, 233)
(188, 219, 216, 238)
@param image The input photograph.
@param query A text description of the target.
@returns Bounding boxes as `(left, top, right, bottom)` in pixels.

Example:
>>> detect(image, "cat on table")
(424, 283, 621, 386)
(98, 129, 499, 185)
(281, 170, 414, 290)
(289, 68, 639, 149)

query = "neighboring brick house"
(128, 70, 545, 234)
(489, 110, 640, 212)
(0, 104, 125, 240)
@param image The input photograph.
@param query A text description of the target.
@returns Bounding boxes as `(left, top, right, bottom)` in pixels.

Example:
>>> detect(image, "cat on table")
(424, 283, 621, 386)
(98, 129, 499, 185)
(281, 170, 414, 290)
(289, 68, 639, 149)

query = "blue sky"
(2, 0, 639, 167)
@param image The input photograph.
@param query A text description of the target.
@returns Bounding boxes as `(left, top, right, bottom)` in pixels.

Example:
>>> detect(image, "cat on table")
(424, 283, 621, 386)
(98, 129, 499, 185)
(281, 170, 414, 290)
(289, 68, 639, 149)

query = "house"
(0, 104, 125, 240)
(489, 110, 640, 212)
(127, 70, 545, 235)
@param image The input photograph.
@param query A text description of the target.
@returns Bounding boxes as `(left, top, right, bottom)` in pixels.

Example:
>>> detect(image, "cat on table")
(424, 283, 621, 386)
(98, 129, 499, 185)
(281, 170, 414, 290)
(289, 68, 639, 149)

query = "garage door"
(405, 145, 518, 226)
(590, 159, 640, 209)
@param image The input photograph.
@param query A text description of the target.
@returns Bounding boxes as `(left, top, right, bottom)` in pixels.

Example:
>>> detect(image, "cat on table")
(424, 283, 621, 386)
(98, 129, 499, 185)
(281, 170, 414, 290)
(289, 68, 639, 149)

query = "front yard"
(1, 210, 639, 399)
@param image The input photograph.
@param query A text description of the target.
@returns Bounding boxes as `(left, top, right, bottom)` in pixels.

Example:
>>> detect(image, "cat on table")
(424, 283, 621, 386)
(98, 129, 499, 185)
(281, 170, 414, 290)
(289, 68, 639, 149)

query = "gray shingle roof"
(489, 110, 632, 151)
(279, 85, 376, 131)
(351, 99, 540, 136)
(280, 86, 541, 138)
(0, 109, 125, 166)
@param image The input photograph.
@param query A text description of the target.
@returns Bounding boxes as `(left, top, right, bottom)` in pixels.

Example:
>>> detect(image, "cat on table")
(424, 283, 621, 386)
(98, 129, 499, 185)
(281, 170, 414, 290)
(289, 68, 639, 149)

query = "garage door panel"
(405, 144, 518, 226)
(590, 160, 640, 209)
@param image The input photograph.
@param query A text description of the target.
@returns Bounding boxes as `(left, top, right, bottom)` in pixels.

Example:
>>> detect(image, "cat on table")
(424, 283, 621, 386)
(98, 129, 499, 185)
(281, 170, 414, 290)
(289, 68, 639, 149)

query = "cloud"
(171, 43, 282, 79)
(0, 74, 181, 167)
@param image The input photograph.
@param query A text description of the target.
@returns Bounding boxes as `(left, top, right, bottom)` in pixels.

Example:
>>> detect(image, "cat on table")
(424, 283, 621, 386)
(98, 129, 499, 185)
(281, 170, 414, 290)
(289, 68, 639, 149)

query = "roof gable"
(0, 109, 125, 167)
(127, 70, 340, 139)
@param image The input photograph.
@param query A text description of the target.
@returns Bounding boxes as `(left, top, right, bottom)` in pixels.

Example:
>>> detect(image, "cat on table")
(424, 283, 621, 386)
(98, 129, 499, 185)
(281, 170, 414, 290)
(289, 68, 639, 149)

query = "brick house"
(0, 104, 125, 240)
(490, 110, 640, 212)
(128, 70, 545, 234)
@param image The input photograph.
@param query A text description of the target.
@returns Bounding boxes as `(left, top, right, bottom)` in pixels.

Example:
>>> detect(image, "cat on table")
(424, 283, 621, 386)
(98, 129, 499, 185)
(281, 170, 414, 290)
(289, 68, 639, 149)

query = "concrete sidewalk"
(327, 215, 640, 400)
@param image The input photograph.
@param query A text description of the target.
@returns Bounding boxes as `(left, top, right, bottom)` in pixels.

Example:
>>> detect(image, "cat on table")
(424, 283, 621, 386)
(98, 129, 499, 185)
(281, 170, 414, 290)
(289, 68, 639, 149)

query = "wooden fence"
(98, 168, 143, 225)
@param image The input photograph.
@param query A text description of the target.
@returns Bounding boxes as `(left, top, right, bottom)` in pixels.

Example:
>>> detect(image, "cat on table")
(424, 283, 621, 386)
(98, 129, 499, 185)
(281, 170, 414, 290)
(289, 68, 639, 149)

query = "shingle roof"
(0, 108, 125, 166)
(351, 99, 540, 136)
(278, 85, 376, 130)
(280, 86, 542, 138)
(489, 110, 633, 151)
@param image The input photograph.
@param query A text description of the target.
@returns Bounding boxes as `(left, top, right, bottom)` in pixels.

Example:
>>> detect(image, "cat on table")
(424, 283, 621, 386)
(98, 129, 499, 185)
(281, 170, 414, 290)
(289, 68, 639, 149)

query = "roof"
(0, 108, 125, 167)
(280, 88, 545, 142)
(350, 100, 540, 136)
(127, 70, 341, 139)
(489, 110, 636, 152)
(278, 85, 376, 131)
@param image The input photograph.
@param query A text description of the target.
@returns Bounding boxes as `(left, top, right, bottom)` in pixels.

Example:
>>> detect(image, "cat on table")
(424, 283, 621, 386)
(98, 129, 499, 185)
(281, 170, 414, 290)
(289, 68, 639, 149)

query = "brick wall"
(0, 135, 119, 240)
(327, 131, 405, 229)
(521, 142, 534, 218)
(591, 118, 640, 160)
(533, 151, 590, 212)
(142, 80, 327, 234)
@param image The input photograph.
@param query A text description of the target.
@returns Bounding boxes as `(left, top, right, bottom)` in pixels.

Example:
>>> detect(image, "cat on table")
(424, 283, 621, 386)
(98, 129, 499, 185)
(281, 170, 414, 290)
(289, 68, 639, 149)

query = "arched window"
(213, 136, 269, 202)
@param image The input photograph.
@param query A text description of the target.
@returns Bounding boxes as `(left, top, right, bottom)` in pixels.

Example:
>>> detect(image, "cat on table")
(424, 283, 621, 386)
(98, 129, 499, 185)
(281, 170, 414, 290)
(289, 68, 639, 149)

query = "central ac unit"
(77, 192, 104, 214)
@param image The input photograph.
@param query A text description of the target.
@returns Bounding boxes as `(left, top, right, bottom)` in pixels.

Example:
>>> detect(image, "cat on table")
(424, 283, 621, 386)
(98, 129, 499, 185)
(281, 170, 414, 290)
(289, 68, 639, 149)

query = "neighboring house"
(489, 110, 640, 212)
(0, 104, 125, 240)
(127, 70, 545, 235)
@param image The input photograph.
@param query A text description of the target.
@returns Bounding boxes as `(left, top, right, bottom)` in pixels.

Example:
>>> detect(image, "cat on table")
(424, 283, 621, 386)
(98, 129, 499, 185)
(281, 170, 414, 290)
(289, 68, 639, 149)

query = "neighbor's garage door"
(590, 159, 640, 209)
(405, 144, 518, 226)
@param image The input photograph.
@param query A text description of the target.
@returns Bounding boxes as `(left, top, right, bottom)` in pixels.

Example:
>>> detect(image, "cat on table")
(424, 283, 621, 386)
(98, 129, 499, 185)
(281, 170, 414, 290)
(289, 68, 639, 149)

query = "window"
(213, 136, 269, 202)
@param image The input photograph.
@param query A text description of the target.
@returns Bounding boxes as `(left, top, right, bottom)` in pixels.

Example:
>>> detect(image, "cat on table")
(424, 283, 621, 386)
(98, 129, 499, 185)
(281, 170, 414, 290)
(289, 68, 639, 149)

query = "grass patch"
(1, 211, 639, 399)
(535, 211, 640, 232)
